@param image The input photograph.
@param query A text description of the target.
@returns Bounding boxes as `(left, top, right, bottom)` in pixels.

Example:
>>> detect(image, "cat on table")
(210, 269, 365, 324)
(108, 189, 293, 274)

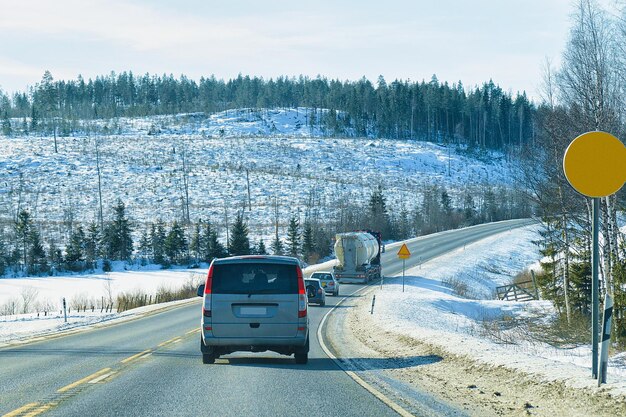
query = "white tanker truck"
(333, 230, 383, 284)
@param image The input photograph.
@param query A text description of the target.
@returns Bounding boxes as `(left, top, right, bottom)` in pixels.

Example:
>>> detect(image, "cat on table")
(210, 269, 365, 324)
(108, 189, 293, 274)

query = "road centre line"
(22, 403, 56, 417)
(1, 403, 39, 417)
(121, 349, 152, 364)
(4, 327, 203, 416)
(57, 368, 112, 393)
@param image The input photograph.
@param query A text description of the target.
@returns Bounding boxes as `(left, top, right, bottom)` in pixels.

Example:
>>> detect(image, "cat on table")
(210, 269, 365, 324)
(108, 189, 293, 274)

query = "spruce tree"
(0, 234, 6, 276)
(271, 235, 284, 256)
(257, 239, 267, 255)
(138, 229, 151, 265)
(104, 200, 133, 261)
(368, 185, 390, 237)
(228, 212, 250, 256)
(190, 222, 202, 263)
(301, 222, 314, 261)
(165, 221, 188, 264)
(84, 222, 100, 269)
(285, 216, 300, 257)
(208, 229, 227, 260)
(28, 229, 48, 275)
(151, 220, 167, 265)
(65, 226, 86, 270)
(15, 210, 33, 272)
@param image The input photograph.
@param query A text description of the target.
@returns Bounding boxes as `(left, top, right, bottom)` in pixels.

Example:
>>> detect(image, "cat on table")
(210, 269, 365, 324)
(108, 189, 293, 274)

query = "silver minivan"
(197, 255, 309, 364)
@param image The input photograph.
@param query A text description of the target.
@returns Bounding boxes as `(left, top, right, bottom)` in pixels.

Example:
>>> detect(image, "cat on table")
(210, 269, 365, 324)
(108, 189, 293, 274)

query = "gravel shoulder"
(324, 288, 626, 417)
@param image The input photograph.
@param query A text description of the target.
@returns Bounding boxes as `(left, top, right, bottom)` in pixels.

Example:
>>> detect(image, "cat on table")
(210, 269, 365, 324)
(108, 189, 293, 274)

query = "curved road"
(0, 219, 534, 417)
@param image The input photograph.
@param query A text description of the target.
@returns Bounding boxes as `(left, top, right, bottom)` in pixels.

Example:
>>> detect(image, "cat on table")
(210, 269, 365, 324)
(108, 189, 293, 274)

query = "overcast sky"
(0, 0, 614, 101)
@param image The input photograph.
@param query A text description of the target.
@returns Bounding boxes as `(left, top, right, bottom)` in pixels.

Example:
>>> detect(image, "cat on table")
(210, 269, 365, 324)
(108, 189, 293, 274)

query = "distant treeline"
(0, 71, 534, 150)
(0, 185, 530, 277)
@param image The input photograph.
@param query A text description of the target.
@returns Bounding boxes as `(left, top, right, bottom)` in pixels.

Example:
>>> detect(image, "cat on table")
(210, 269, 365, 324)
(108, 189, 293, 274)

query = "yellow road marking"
(57, 368, 112, 393)
(121, 349, 152, 364)
(186, 328, 200, 335)
(23, 402, 57, 417)
(157, 336, 182, 347)
(2, 402, 39, 417)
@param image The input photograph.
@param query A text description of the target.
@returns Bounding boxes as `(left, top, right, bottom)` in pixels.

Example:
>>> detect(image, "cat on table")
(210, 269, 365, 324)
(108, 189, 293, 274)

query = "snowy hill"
(0, 108, 520, 240)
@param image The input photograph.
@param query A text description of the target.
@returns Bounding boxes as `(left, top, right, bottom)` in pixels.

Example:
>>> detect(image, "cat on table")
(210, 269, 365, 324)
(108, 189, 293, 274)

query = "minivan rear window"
(212, 263, 298, 294)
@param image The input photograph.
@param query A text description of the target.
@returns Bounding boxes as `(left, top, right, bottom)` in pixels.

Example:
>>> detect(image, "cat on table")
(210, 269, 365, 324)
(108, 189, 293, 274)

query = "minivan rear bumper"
(202, 332, 308, 347)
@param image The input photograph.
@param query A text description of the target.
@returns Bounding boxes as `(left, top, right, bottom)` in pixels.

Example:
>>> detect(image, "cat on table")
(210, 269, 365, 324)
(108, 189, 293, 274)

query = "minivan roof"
(212, 255, 301, 265)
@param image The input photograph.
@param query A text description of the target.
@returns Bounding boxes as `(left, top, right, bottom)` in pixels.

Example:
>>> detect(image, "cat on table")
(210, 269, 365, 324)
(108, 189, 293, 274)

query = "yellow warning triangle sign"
(397, 243, 411, 259)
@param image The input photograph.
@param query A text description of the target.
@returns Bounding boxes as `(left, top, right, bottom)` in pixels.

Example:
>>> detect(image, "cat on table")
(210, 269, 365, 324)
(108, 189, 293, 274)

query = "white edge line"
(317, 285, 415, 417)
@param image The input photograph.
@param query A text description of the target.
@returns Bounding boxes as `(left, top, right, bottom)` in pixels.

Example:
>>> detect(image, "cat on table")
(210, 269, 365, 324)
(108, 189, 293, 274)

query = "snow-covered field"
(0, 264, 207, 344)
(371, 224, 626, 394)
(0, 257, 342, 344)
(0, 108, 519, 241)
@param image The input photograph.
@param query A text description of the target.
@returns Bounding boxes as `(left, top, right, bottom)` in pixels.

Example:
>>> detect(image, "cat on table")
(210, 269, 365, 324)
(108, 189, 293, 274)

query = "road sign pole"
(402, 259, 405, 293)
(63, 297, 67, 323)
(592, 197, 599, 379)
(598, 293, 613, 385)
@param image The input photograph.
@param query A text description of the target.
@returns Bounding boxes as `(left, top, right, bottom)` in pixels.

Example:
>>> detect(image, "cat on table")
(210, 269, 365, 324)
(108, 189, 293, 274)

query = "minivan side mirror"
(197, 284, 205, 297)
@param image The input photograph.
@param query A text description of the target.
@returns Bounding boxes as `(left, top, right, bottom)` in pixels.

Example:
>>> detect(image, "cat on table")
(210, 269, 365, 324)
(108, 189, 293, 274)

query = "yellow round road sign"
(563, 131, 626, 197)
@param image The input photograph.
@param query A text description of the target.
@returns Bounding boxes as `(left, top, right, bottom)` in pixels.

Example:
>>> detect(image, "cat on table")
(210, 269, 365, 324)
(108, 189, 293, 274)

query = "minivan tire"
(202, 353, 216, 364)
(294, 353, 308, 364)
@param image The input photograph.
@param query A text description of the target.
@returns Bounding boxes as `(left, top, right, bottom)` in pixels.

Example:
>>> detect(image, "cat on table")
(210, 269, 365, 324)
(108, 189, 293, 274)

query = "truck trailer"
(333, 230, 382, 284)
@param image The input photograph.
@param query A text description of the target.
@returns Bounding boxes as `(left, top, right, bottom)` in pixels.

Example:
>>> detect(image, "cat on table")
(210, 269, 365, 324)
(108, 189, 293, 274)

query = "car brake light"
(318, 288, 322, 295)
(297, 266, 307, 318)
(203, 263, 214, 318)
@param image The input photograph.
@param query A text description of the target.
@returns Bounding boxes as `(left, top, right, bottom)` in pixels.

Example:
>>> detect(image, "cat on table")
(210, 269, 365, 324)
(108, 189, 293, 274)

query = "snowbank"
(372, 225, 626, 395)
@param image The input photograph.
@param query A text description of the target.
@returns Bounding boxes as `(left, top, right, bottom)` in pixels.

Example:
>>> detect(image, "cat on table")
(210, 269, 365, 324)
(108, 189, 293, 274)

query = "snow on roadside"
(374, 225, 626, 395)
(0, 258, 339, 344)
(0, 266, 207, 343)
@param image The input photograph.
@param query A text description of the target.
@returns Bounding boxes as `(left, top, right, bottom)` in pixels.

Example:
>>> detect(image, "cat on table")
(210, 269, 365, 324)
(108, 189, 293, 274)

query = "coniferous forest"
(0, 72, 534, 150)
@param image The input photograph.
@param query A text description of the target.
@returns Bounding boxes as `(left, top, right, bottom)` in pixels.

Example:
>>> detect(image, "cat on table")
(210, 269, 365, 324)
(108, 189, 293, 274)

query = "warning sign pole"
(397, 243, 411, 293)
(402, 259, 406, 292)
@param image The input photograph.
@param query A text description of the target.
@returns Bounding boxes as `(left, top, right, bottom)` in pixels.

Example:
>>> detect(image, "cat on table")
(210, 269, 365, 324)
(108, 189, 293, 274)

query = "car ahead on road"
(310, 271, 340, 296)
(197, 255, 310, 365)
(304, 278, 326, 306)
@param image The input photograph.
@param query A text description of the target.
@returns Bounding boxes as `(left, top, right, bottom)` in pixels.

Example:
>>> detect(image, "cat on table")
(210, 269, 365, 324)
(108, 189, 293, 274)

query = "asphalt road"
(0, 219, 534, 417)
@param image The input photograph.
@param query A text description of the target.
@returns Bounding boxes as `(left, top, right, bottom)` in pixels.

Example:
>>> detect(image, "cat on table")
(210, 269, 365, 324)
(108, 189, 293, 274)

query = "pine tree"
(271, 235, 284, 256)
(368, 185, 390, 237)
(228, 212, 250, 256)
(84, 222, 100, 269)
(165, 221, 188, 264)
(0, 233, 8, 276)
(28, 229, 48, 275)
(285, 216, 300, 258)
(65, 226, 86, 270)
(190, 222, 202, 263)
(1, 110, 11, 136)
(103, 200, 133, 261)
(301, 222, 314, 261)
(15, 210, 33, 272)
(138, 229, 151, 265)
(207, 229, 226, 260)
(201, 220, 213, 262)
(257, 239, 267, 255)
(151, 220, 167, 265)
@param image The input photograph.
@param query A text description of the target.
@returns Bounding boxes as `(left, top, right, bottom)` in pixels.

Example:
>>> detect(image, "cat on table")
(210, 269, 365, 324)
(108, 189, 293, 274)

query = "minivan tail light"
(203, 263, 214, 318)
(297, 266, 307, 318)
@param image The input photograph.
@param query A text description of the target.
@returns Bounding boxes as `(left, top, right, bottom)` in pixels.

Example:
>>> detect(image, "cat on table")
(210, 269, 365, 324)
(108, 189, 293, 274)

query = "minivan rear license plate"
(241, 307, 267, 315)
